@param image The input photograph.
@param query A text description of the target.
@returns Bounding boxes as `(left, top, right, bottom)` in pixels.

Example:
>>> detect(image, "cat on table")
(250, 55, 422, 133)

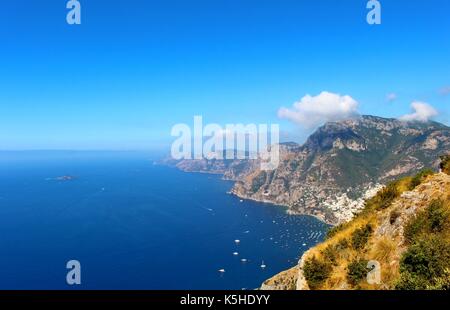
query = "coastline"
(159, 162, 334, 289)
(229, 189, 335, 226)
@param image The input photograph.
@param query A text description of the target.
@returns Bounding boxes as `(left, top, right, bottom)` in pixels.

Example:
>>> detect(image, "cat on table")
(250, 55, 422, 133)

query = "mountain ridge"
(231, 115, 450, 224)
(166, 115, 450, 225)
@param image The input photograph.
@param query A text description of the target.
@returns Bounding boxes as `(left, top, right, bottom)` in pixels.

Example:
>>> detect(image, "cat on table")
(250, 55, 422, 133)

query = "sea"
(0, 151, 329, 290)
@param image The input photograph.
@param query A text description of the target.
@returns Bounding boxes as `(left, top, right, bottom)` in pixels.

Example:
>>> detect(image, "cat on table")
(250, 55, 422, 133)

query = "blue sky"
(0, 0, 449, 150)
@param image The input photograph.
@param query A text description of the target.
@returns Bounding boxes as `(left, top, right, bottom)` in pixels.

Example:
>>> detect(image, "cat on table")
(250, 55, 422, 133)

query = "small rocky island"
(55, 175, 76, 181)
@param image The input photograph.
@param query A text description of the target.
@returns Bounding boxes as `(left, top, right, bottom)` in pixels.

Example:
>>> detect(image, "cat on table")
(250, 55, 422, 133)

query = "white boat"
(234, 239, 240, 244)
(233, 252, 239, 256)
(261, 261, 266, 269)
(240, 258, 248, 263)
(218, 269, 225, 273)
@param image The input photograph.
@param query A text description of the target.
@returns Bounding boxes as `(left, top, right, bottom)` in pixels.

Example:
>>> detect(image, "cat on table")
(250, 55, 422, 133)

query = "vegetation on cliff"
(264, 155, 450, 290)
(396, 199, 450, 289)
(302, 160, 450, 290)
(441, 155, 450, 174)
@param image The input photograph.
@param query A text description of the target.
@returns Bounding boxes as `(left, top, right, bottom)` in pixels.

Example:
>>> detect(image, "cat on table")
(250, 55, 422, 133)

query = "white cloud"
(399, 101, 438, 122)
(277, 91, 359, 128)
(386, 93, 397, 102)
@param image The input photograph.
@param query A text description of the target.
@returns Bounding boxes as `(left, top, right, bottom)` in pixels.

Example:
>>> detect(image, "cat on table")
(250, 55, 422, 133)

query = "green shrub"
(404, 199, 448, 244)
(321, 245, 338, 265)
(427, 199, 447, 233)
(395, 272, 430, 290)
(325, 224, 346, 240)
(351, 224, 373, 250)
(337, 238, 349, 251)
(376, 183, 399, 210)
(408, 169, 434, 190)
(347, 259, 369, 286)
(303, 256, 332, 289)
(364, 181, 400, 212)
(425, 269, 450, 290)
(440, 155, 450, 175)
(396, 236, 450, 290)
(404, 213, 427, 244)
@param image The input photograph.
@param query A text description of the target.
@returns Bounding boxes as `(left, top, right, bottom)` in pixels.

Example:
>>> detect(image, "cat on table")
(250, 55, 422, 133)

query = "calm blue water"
(0, 152, 329, 290)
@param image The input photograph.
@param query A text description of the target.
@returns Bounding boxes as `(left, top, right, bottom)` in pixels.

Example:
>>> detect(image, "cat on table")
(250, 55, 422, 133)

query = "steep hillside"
(262, 168, 450, 290)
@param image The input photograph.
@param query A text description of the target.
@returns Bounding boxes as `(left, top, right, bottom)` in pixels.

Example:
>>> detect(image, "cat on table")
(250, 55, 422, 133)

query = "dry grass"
(263, 266, 299, 290)
(301, 173, 443, 290)
(268, 169, 450, 291)
(371, 237, 397, 263)
(304, 215, 379, 289)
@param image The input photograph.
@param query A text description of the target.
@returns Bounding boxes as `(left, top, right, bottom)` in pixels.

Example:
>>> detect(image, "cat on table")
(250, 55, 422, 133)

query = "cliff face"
(232, 116, 450, 224)
(261, 170, 450, 290)
(170, 115, 450, 225)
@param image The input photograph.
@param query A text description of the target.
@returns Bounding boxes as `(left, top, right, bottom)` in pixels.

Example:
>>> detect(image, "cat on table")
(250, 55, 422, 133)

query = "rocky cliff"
(169, 115, 450, 225)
